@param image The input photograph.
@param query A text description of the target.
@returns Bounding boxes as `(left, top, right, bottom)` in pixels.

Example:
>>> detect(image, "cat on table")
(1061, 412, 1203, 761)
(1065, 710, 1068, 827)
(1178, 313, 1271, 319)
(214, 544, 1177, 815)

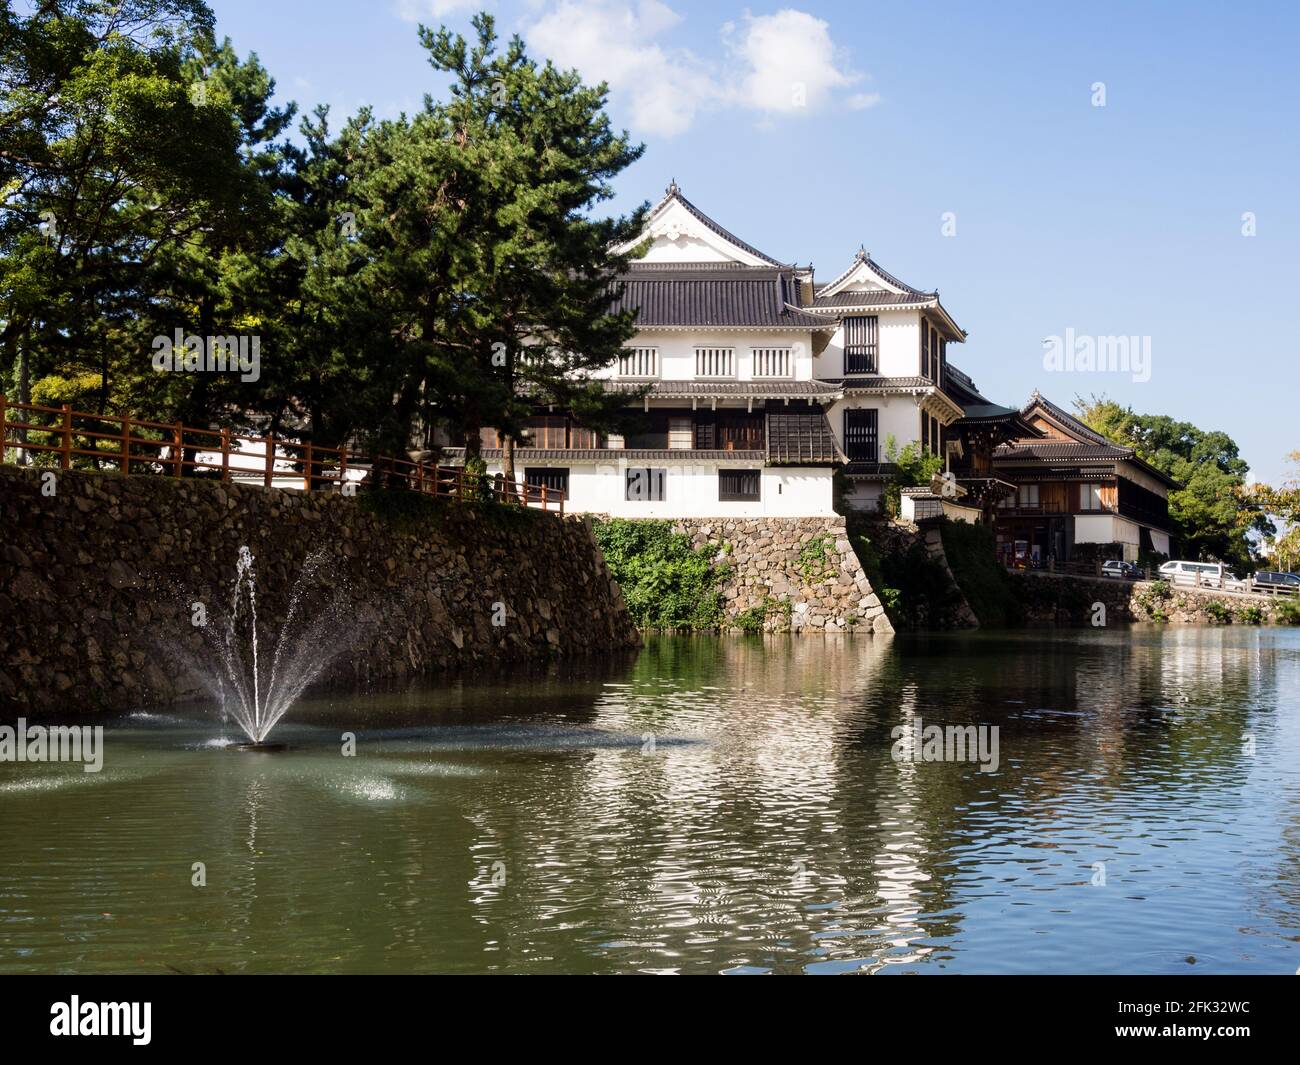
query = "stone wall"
(670, 517, 893, 634)
(0, 466, 640, 716)
(1009, 571, 1291, 626)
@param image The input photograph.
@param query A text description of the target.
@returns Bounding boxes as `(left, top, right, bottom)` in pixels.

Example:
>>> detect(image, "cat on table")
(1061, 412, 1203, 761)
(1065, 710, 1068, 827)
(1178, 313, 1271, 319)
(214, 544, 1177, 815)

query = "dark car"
(1101, 560, 1142, 580)
(1254, 571, 1300, 590)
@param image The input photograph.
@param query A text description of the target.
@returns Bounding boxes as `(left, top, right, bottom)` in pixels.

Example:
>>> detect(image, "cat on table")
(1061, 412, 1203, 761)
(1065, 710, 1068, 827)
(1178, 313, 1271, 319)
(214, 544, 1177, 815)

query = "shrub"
(1237, 604, 1264, 625)
(939, 520, 1023, 627)
(591, 519, 727, 630)
(1273, 598, 1300, 625)
(797, 534, 835, 580)
(1204, 599, 1231, 623)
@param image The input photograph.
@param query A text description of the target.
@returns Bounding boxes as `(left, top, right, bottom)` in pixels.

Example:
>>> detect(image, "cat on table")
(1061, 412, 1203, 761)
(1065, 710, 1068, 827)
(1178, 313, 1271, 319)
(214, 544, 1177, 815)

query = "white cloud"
(394, 0, 485, 23)
(722, 9, 859, 115)
(523, 1, 870, 137)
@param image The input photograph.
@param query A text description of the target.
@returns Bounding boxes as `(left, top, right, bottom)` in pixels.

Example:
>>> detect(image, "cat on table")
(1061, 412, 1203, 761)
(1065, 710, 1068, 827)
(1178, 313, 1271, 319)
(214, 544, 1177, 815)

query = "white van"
(1158, 560, 1245, 590)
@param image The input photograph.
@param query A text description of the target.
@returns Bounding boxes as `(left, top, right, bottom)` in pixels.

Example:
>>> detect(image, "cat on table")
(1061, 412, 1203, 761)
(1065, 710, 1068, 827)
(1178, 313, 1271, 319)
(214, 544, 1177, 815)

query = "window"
(844, 316, 878, 374)
(625, 467, 666, 501)
(526, 416, 567, 449)
(525, 468, 569, 498)
(719, 469, 761, 502)
(752, 347, 792, 378)
(1018, 484, 1040, 507)
(843, 408, 879, 461)
(618, 347, 658, 378)
(668, 417, 693, 450)
(1081, 483, 1105, 511)
(695, 346, 735, 378)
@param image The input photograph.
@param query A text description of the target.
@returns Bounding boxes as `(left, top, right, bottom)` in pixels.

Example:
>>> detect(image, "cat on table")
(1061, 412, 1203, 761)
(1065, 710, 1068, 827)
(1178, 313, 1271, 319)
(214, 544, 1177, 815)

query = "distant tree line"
(1, 1, 645, 479)
(1073, 394, 1275, 572)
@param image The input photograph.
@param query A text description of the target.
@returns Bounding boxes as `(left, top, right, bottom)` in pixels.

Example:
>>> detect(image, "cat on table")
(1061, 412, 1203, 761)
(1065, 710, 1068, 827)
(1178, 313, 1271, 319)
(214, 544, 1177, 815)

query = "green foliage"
(1074, 395, 1267, 571)
(1204, 599, 1231, 623)
(881, 434, 943, 518)
(1237, 604, 1263, 625)
(591, 519, 728, 631)
(732, 596, 791, 634)
(939, 520, 1023, 627)
(797, 534, 835, 580)
(1272, 598, 1300, 625)
(2, 6, 644, 468)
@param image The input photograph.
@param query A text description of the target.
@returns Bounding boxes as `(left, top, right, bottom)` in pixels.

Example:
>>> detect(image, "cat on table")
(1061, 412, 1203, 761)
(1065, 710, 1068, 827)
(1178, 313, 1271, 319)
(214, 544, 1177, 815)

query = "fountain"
(184, 545, 360, 748)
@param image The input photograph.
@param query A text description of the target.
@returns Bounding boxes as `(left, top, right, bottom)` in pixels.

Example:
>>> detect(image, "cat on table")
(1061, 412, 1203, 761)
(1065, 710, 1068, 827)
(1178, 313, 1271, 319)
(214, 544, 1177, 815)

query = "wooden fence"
(0, 396, 564, 514)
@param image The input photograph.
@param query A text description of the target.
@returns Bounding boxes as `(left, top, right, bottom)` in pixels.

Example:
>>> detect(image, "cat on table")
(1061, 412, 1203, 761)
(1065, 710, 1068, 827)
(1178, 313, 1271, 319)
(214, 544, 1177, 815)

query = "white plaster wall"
(482, 459, 835, 518)
(813, 309, 923, 378)
(1075, 514, 1141, 556)
(591, 329, 819, 383)
(824, 394, 922, 460)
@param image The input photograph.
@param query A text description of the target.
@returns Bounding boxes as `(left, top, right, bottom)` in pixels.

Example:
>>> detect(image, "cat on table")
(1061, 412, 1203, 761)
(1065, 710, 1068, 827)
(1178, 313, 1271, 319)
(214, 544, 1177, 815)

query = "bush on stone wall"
(591, 518, 727, 631)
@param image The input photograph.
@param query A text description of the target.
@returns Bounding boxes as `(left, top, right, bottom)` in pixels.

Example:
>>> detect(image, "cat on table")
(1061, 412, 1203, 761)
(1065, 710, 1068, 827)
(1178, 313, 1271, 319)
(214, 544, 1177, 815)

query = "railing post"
(338, 447, 347, 494)
(61, 404, 72, 470)
(171, 422, 183, 478)
(263, 434, 273, 488)
(303, 442, 313, 491)
(221, 427, 230, 482)
(121, 413, 130, 475)
(541, 484, 547, 511)
(0, 393, 6, 464)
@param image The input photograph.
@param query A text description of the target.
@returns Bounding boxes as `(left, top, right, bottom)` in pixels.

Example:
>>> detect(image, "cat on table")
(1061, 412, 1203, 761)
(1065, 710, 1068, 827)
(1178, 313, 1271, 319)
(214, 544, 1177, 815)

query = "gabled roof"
(611, 265, 834, 330)
(620, 180, 794, 268)
(816, 247, 931, 298)
(1000, 390, 1182, 488)
(1019, 390, 1114, 446)
(811, 247, 965, 340)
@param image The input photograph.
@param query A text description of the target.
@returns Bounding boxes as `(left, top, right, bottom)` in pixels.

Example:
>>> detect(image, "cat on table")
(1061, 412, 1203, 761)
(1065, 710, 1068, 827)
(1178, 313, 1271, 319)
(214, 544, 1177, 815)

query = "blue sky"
(210, 0, 1299, 484)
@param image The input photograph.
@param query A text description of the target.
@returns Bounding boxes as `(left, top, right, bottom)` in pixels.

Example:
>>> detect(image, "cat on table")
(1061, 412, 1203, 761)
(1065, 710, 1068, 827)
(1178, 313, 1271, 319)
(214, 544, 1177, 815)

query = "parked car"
(1159, 560, 1247, 591)
(1101, 560, 1142, 580)
(1254, 571, 1300, 592)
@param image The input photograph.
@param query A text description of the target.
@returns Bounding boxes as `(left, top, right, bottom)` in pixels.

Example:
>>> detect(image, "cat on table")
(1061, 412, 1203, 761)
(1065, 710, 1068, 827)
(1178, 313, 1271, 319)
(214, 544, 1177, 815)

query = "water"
(1, 627, 1298, 975)
(181, 545, 357, 744)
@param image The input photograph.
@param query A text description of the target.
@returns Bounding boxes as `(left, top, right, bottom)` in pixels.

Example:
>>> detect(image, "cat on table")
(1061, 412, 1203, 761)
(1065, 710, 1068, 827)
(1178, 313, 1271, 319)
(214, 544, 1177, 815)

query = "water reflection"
(0, 628, 1297, 974)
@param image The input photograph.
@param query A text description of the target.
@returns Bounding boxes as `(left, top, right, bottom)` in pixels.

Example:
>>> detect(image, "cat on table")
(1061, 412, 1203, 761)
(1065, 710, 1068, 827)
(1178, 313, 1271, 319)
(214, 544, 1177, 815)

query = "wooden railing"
(0, 396, 564, 513)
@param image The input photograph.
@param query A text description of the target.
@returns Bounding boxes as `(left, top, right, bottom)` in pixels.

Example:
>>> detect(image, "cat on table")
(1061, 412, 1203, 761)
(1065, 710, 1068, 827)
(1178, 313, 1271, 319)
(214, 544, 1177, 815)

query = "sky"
(209, 0, 1299, 484)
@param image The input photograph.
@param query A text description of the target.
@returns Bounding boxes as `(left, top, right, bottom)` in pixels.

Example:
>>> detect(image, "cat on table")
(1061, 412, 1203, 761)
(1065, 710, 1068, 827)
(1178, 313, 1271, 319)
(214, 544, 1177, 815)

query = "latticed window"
(618, 347, 658, 378)
(524, 468, 569, 497)
(843, 407, 879, 461)
(844, 316, 878, 374)
(751, 347, 791, 378)
(695, 347, 735, 378)
(718, 469, 761, 502)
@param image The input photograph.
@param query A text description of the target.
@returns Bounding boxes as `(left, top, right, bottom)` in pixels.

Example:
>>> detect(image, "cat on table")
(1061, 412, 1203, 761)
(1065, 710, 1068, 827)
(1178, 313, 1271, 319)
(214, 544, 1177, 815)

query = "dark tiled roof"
(996, 441, 1133, 462)
(612, 267, 832, 329)
(604, 380, 839, 398)
(809, 291, 936, 309)
(1021, 391, 1114, 446)
(766, 410, 841, 464)
(958, 403, 1026, 422)
(820, 376, 935, 390)
(842, 461, 901, 479)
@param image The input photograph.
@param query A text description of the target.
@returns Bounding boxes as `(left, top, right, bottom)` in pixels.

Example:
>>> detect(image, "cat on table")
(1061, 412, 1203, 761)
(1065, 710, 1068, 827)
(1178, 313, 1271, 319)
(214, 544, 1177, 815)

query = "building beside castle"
(443, 181, 988, 519)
